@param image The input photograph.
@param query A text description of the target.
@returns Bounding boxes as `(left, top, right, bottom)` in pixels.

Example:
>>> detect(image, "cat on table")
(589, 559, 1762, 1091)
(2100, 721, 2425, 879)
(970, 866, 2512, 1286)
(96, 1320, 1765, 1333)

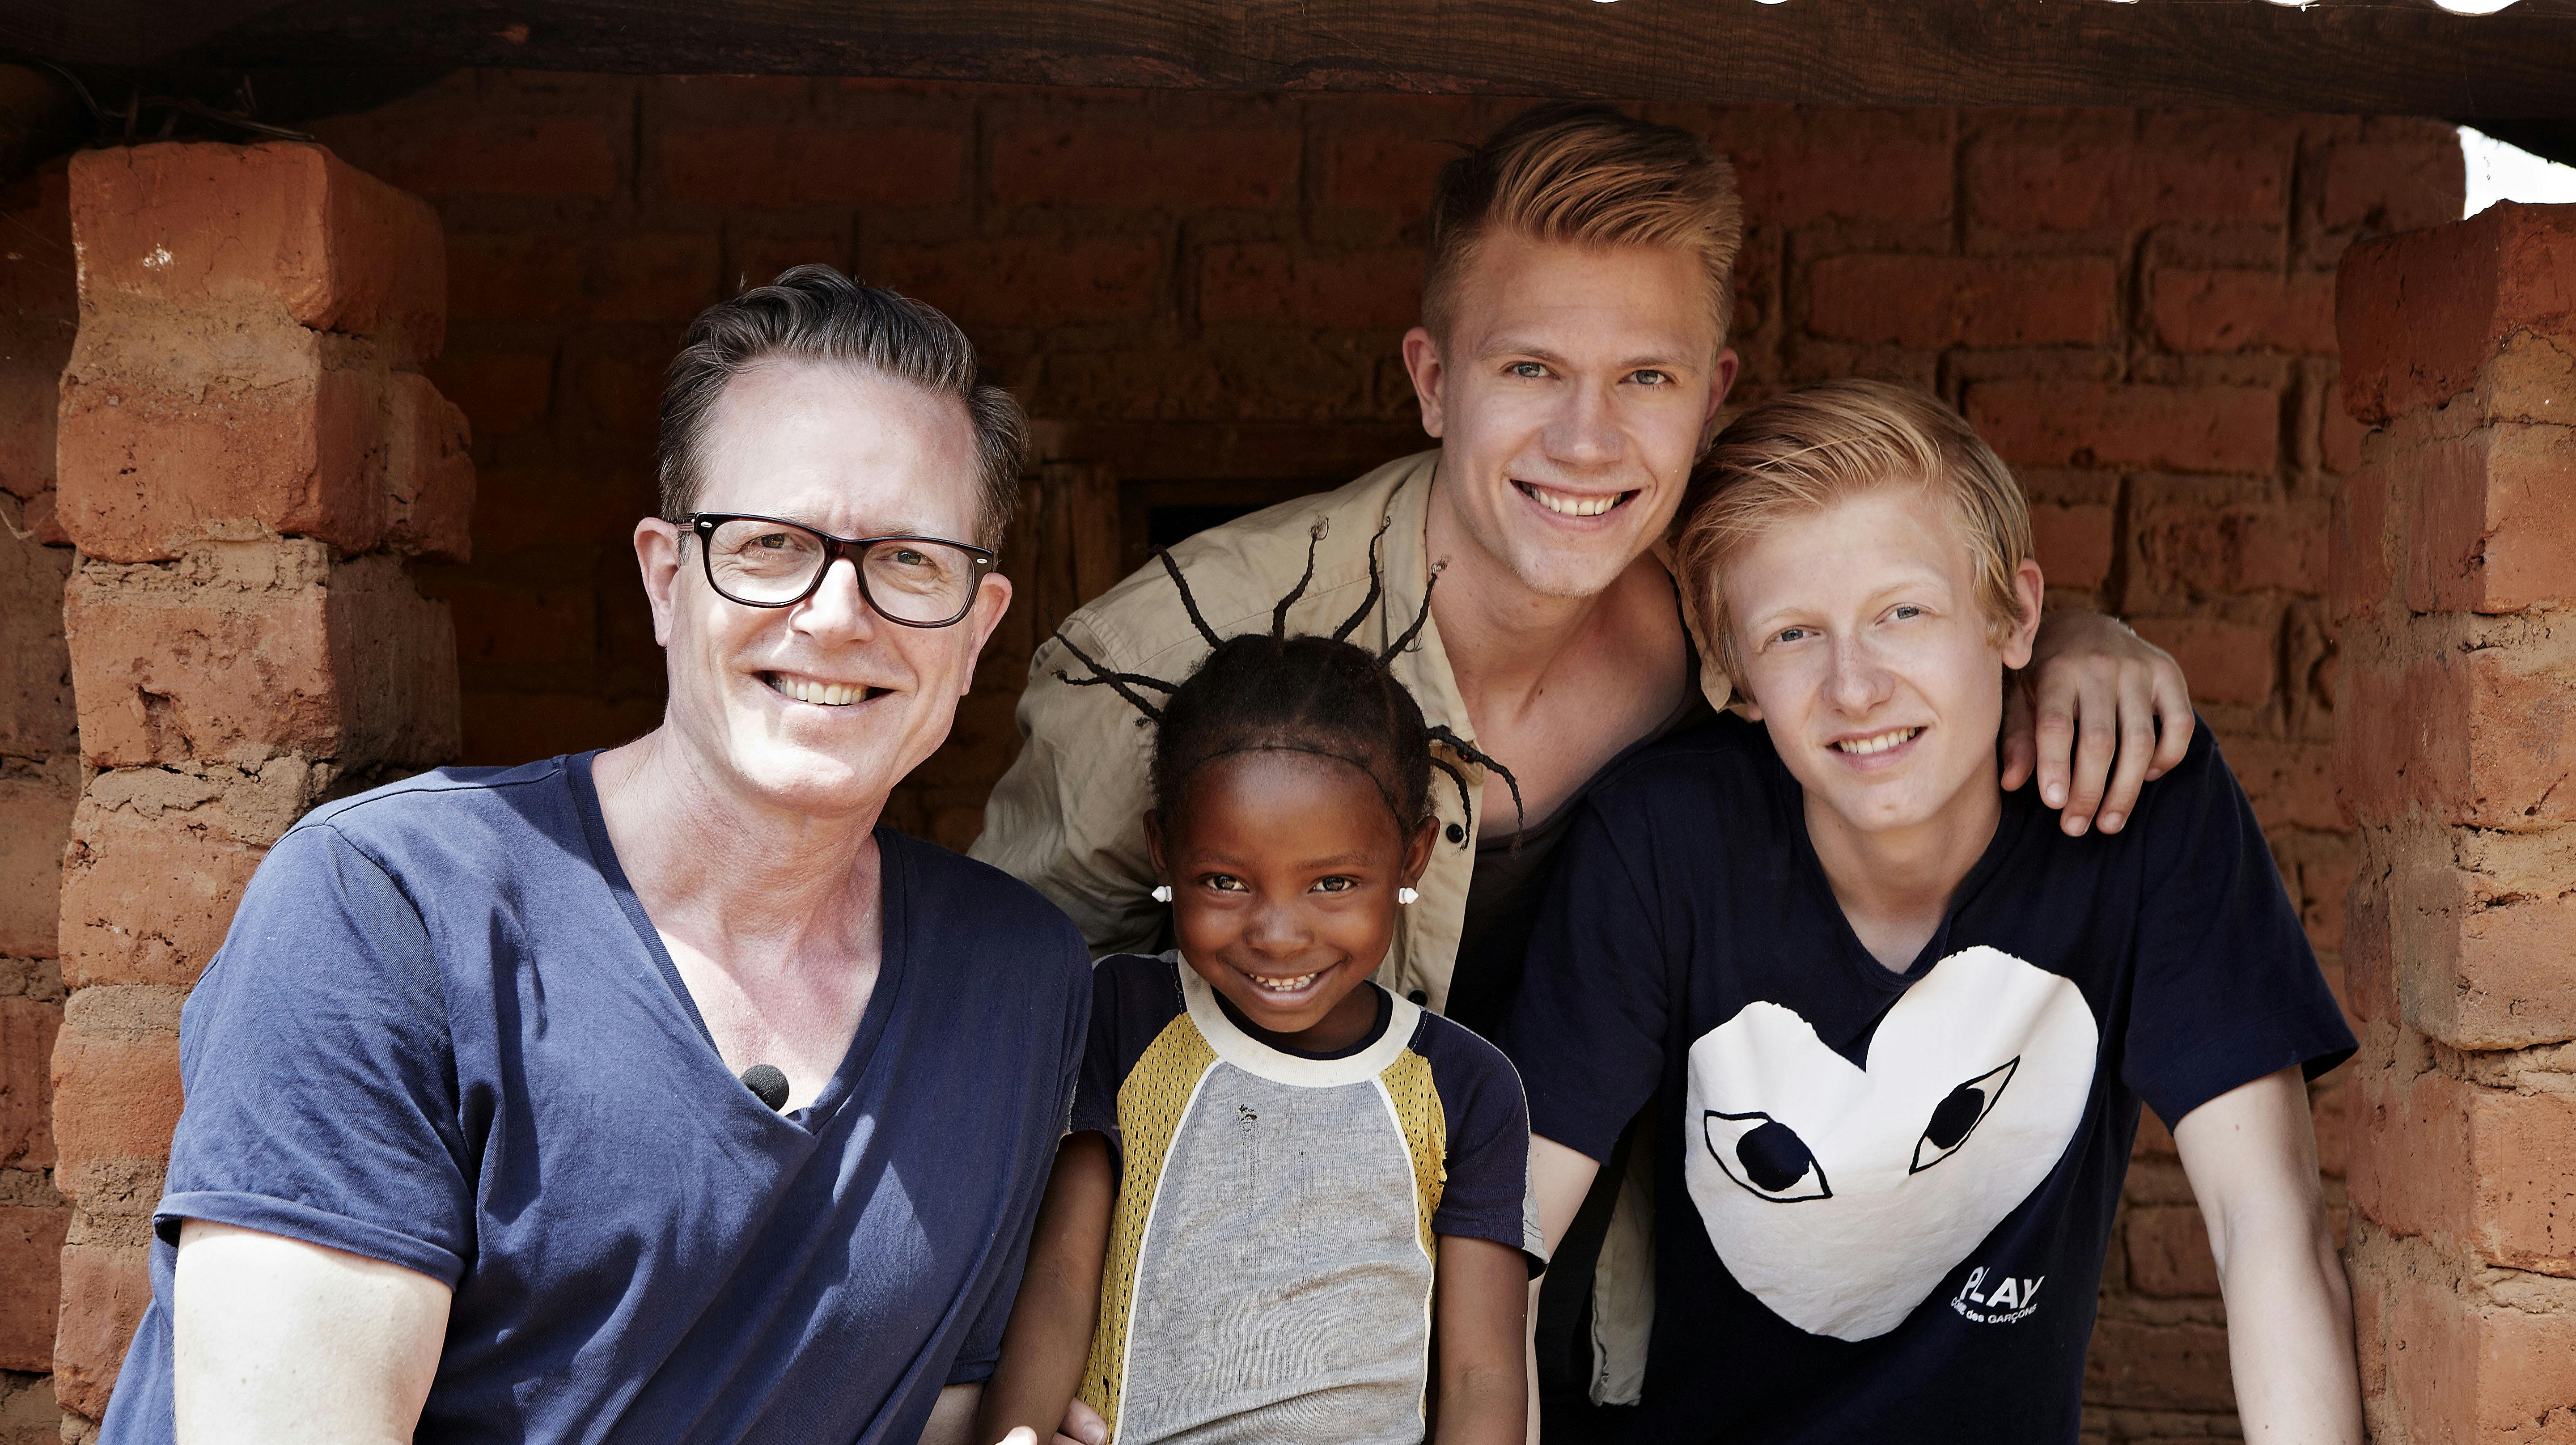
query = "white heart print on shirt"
(1683, 946, 2097, 1342)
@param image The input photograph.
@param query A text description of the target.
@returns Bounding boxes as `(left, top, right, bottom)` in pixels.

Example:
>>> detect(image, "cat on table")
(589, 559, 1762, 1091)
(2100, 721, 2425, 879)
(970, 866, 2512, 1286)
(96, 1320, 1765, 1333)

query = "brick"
(1322, 131, 1459, 214)
(52, 1242, 149, 1421)
(661, 126, 964, 208)
(2327, 464, 2391, 624)
(2319, 140, 2469, 237)
(2124, 1205, 2220, 1297)
(2343, 865, 2395, 1024)
(2334, 641, 2576, 832)
(424, 350, 552, 438)
(2150, 270, 2339, 354)
(446, 232, 587, 322)
(50, 1017, 181, 1199)
(1807, 255, 2116, 348)
(2029, 502, 2113, 590)
(2401, 423, 2576, 615)
(2227, 737, 2342, 834)
(873, 237, 1161, 327)
(57, 315, 388, 563)
(0, 1200, 67, 1372)
(2082, 1316, 2235, 1411)
(2321, 402, 2369, 476)
(2129, 619, 2277, 706)
(1709, 108, 1953, 227)
(2133, 500, 2328, 601)
(0, 766, 73, 957)
(1967, 381, 2279, 475)
(592, 233, 721, 324)
(459, 691, 664, 768)
(314, 112, 620, 199)
(2300, 855, 2357, 955)
(58, 789, 275, 990)
(1970, 138, 2287, 233)
(386, 372, 475, 561)
(1199, 244, 1420, 329)
(2367, 1259, 2576, 1443)
(2338, 202, 2576, 425)
(0, 997, 58, 1169)
(2368, 845, 2576, 1052)
(0, 510, 76, 761)
(2351, 1068, 2576, 1272)
(65, 547, 460, 770)
(445, 582, 600, 674)
(991, 124, 1297, 210)
(69, 141, 445, 363)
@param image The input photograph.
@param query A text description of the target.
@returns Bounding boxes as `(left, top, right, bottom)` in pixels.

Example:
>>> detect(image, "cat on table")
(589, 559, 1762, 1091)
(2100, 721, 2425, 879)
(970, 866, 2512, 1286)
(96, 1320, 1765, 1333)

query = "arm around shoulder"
(2173, 1068, 2361, 1445)
(172, 1220, 449, 1445)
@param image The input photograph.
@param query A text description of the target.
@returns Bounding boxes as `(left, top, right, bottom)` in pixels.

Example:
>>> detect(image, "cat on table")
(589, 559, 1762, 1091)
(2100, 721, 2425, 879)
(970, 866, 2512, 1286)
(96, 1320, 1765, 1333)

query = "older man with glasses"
(98, 267, 1091, 1445)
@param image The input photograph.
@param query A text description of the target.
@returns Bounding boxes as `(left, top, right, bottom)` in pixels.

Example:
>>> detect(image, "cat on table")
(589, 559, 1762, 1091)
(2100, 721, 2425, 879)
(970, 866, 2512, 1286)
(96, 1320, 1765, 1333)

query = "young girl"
(977, 557, 1539, 1445)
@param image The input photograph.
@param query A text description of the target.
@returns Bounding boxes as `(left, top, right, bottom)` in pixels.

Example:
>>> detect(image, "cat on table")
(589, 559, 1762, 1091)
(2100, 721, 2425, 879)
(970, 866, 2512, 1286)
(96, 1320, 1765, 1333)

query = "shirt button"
(1445, 822, 1466, 843)
(1408, 989, 1428, 1005)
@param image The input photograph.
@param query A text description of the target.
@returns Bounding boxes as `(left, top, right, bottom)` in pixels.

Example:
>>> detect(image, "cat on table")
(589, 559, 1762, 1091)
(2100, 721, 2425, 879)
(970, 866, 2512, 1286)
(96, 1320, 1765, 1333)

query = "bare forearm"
(2218, 1221, 2361, 1443)
(1433, 1236, 1529, 1445)
(978, 1134, 1114, 1443)
(1435, 1361, 1527, 1445)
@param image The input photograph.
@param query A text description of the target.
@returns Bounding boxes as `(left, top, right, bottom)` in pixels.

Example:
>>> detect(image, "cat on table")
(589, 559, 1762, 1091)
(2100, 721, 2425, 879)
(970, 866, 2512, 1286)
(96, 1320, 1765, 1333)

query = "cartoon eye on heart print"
(1683, 946, 2098, 1342)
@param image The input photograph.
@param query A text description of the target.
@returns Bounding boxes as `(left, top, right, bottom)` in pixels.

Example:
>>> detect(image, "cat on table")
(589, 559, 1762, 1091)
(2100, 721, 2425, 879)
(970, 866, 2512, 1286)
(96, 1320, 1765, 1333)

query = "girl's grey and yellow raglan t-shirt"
(1070, 952, 1540, 1445)
(100, 754, 1092, 1445)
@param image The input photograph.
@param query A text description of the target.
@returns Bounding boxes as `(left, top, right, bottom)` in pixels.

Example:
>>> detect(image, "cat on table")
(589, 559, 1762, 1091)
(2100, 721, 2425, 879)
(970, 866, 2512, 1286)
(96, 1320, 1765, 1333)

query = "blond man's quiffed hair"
(1675, 379, 2036, 682)
(1423, 102, 1745, 348)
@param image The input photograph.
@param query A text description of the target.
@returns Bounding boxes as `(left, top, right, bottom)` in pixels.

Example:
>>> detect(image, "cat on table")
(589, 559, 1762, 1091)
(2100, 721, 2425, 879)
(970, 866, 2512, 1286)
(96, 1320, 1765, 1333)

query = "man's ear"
(2000, 557, 2046, 670)
(1706, 346, 1740, 427)
(955, 572, 1016, 697)
(635, 518, 685, 647)
(1401, 326, 1447, 439)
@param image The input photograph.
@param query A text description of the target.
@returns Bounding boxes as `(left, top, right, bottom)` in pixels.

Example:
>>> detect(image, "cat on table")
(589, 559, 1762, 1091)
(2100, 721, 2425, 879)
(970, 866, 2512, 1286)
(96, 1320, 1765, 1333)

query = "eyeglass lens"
(703, 519, 979, 623)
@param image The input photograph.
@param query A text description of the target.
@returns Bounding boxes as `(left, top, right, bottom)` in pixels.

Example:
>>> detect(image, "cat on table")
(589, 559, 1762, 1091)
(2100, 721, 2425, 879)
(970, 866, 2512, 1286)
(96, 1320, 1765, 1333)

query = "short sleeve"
(2122, 727, 2357, 1129)
(157, 823, 474, 1286)
(1496, 794, 1677, 1163)
(1417, 1020, 1543, 1274)
(1068, 954, 1185, 1170)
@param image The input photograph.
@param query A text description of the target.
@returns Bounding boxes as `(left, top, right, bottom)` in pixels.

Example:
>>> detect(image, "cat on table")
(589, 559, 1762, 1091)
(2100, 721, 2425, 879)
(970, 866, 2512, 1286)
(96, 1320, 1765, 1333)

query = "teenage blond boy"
(1504, 380, 2361, 1442)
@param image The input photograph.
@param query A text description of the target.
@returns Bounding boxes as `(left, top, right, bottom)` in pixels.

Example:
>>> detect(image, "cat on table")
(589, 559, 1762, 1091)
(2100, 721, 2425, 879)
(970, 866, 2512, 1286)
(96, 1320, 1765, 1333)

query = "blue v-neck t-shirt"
(101, 754, 1092, 1445)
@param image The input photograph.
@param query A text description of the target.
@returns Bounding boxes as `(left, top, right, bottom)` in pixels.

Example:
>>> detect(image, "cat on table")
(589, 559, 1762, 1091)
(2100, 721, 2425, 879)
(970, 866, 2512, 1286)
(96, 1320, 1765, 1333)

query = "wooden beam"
(8, 0, 2576, 119)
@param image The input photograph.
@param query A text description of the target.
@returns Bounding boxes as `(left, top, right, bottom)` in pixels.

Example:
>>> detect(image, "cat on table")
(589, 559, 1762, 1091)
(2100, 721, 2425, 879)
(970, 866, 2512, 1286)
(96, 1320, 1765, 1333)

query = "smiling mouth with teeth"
(1247, 969, 1322, 993)
(763, 673, 887, 707)
(1516, 481, 1636, 519)
(1833, 726, 1923, 756)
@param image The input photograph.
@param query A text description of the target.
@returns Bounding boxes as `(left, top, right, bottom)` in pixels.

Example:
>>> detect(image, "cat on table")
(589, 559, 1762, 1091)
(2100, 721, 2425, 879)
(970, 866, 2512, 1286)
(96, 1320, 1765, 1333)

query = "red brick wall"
(290, 81, 2454, 1437)
(0, 157, 77, 1445)
(2333, 202, 2576, 1445)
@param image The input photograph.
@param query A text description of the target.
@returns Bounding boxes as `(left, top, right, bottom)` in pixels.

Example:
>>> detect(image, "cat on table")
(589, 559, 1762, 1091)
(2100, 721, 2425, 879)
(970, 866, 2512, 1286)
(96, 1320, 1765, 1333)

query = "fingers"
(2093, 670, 2161, 834)
(1998, 676, 2037, 792)
(1000, 1431, 1036, 1445)
(2146, 655, 2196, 782)
(2058, 664, 2121, 837)
(2027, 665, 2082, 815)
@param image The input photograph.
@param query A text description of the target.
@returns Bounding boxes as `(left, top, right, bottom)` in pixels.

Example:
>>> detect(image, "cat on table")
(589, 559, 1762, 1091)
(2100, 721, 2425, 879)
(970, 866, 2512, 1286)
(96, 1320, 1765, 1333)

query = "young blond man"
(975, 103, 2199, 1437)
(1505, 380, 2360, 1443)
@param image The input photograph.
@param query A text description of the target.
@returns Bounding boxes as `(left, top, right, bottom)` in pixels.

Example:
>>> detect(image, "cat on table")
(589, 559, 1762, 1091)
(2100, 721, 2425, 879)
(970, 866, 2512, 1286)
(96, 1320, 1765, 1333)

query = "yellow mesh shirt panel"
(1378, 1047, 1448, 1259)
(1080, 1013, 1220, 1435)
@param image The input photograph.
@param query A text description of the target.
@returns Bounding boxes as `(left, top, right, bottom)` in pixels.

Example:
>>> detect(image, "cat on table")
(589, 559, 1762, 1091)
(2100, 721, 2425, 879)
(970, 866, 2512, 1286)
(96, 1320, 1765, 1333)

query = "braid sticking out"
(1049, 534, 1524, 845)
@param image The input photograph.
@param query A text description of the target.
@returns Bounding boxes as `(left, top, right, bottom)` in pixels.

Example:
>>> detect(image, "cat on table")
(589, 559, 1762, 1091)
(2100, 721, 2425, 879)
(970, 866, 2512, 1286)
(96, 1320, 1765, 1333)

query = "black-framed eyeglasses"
(677, 513, 998, 627)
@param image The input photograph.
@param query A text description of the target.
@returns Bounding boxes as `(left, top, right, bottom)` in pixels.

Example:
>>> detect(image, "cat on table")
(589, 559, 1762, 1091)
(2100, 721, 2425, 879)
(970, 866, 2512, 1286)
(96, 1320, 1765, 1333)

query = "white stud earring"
(1397, 886, 1419, 905)
(1152, 884, 1174, 903)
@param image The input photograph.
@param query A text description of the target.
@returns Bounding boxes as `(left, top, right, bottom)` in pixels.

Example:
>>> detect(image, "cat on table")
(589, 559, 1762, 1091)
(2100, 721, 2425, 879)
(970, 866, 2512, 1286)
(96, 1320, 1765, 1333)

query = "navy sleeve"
(947, 914, 1096, 1386)
(1069, 954, 1185, 1171)
(1496, 792, 1677, 1163)
(2122, 726, 2357, 1129)
(1418, 1017, 1544, 1274)
(157, 823, 473, 1286)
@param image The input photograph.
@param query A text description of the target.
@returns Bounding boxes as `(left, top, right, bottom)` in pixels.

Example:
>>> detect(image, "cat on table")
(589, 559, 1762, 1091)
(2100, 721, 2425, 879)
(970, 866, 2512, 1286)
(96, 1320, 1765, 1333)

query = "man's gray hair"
(657, 265, 1027, 547)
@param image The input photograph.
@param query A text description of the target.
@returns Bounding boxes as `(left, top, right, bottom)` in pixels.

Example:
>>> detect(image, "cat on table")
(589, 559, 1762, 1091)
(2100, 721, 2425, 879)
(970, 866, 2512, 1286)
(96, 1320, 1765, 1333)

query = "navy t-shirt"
(1499, 715, 2353, 1443)
(102, 754, 1092, 1445)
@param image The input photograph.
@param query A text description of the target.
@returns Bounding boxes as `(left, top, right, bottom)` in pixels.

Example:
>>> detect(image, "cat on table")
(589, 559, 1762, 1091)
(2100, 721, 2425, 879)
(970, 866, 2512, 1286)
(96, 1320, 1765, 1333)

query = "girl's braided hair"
(1050, 521, 1523, 846)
